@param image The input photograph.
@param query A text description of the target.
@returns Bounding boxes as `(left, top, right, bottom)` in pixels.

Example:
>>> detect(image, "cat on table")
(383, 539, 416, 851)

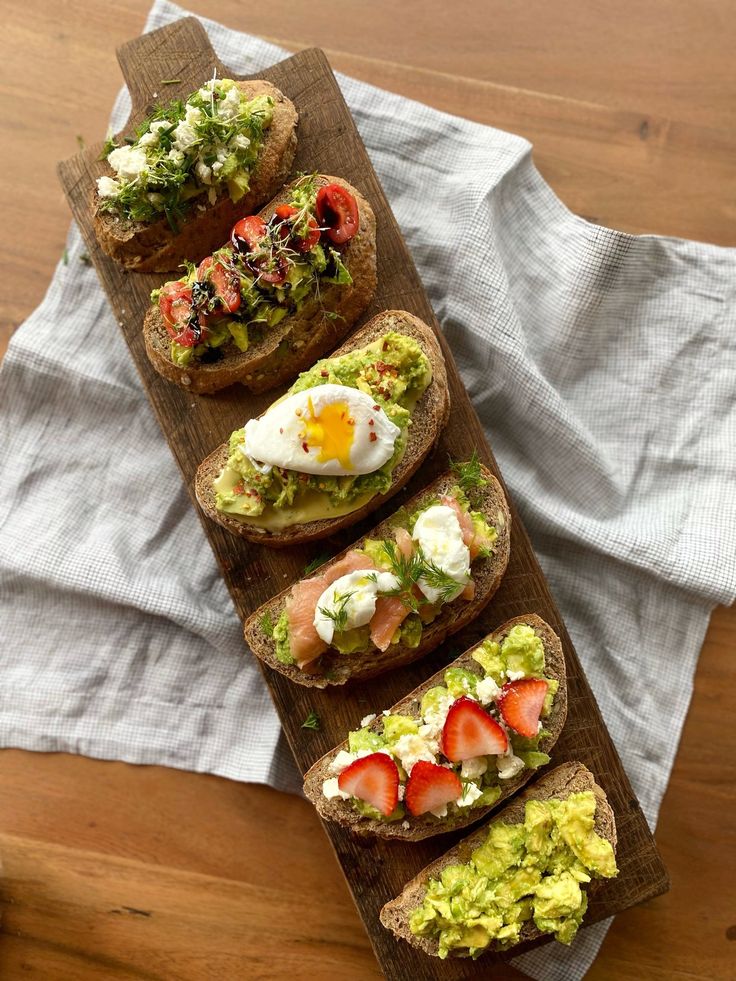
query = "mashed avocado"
(409, 791, 618, 956)
(215, 332, 431, 521)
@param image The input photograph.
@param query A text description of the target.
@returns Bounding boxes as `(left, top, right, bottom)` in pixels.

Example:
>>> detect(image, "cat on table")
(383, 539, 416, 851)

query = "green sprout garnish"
(450, 450, 488, 492)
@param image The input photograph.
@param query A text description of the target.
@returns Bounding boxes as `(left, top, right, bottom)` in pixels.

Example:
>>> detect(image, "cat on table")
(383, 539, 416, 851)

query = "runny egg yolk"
(302, 397, 355, 470)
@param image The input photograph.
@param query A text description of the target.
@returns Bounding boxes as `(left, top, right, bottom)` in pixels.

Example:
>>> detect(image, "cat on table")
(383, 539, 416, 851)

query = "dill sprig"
(450, 450, 487, 492)
(318, 590, 355, 634)
(302, 710, 321, 730)
(304, 552, 331, 576)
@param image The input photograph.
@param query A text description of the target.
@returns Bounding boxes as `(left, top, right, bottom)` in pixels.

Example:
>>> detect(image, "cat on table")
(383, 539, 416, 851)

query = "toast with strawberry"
(302, 614, 567, 840)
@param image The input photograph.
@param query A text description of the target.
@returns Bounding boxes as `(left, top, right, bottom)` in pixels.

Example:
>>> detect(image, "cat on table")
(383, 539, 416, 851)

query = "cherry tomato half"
(197, 255, 241, 314)
(231, 215, 268, 254)
(273, 203, 321, 252)
(159, 281, 199, 346)
(315, 184, 359, 244)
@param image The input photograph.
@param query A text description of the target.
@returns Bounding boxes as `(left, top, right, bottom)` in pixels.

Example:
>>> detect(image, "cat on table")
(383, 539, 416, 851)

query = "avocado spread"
(324, 623, 558, 822)
(409, 791, 618, 956)
(214, 332, 431, 526)
(97, 79, 273, 227)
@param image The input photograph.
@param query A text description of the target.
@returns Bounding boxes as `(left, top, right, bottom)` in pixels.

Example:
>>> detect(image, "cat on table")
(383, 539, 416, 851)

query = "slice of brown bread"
(93, 80, 298, 272)
(243, 465, 510, 687)
(380, 761, 617, 957)
(143, 174, 377, 394)
(302, 614, 568, 840)
(194, 310, 450, 546)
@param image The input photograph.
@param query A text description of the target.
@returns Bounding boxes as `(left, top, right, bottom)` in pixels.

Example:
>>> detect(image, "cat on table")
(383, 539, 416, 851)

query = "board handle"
(116, 17, 227, 118)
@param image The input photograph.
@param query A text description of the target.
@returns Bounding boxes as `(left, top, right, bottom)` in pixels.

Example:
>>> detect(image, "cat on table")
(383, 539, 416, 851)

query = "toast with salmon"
(93, 78, 298, 272)
(380, 762, 618, 957)
(143, 174, 376, 394)
(303, 615, 568, 840)
(195, 311, 450, 546)
(244, 462, 510, 686)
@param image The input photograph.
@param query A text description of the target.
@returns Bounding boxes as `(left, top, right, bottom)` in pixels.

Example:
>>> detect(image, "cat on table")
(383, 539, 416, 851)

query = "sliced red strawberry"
(440, 696, 508, 762)
(404, 760, 463, 817)
(337, 753, 399, 816)
(498, 678, 548, 738)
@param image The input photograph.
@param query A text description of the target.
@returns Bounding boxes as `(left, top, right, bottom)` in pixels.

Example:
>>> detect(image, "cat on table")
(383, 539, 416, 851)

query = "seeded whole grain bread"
(143, 174, 377, 394)
(302, 614, 568, 840)
(93, 80, 298, 272)
(194, 310, 450, 545)
(243, 465, 511, 687)
(379, 761, 617, 956)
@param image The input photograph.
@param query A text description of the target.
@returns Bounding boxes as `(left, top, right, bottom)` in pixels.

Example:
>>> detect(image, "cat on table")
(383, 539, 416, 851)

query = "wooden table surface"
(1, 2, 734, 978)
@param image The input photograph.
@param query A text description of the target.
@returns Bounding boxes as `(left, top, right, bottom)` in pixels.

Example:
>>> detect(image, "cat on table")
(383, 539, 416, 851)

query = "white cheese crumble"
(460, 756, 488, 780)
(107, 145, 148, 181)
(392, 733, 438, 776)
(322, 777, 350, 800)
(506, 669, 526, 681)
(328, 750, 357, 775)
(497, 754, 525, 780)
(456, 782, 483, 808)
(360, 713, 377, 727)
(475, 676, 501, 705)
(401, 820, 410, 830)
(421, 690, 455, 738)
(96, 176, 120, 198)
(430, 803, 448, 819)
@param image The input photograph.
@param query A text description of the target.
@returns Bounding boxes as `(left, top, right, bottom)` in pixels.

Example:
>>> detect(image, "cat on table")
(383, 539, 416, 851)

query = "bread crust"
(142, 174, 377, 394)
(194, 310, 450, 545)
(302, 614, 568, 840)
(379, 762, 617, 957)
(243, 465, 510, 687)
(93, 80, 298, 272)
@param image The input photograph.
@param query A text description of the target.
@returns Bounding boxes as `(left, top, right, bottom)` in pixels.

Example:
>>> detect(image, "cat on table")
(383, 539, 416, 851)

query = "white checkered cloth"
(1, 3, 734, 977)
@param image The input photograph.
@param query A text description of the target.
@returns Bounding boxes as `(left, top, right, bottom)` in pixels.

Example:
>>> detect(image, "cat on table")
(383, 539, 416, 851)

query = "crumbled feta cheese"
(401, 820, 410, 830)
(460, 756, 488, 780)
(234, 133, 251, 150)
(421, 691, 455, 738)
(211, 160, 223, 173)
(150, 120, 172, 135)
(172, 120, 199, 152)
(96, 175, 120, 198)
(392, 733, 438, 776)
(475, 676, 500, 705)
(185, 104, 204, 126)
(195, 160, 212, 185)
(218, 85, 242, 121)
(497, 754, 525, 780)
(168, 148, 185, 165)
(328, 750, 356, 775)
(429, 803, 448, 819)
(382, 709, 390, 717)
(138, 131, 158, 148)
(506, 669, 526, 682)
(360, 713, 377, 727)
(107, 145, 148, 181)
(456, 782, 483, 808)
(322, 777, 350, 800)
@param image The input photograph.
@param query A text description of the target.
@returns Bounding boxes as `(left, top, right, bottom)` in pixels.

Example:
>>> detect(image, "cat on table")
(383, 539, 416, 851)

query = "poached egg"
(412, 504, 471, 603)
(314, 569, 400, 644)
(241, 385, 400, 476)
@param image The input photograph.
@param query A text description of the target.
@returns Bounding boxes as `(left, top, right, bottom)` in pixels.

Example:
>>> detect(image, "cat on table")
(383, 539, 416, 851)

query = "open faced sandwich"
(302, 615, 567, 839)
(195, 311, 449, 544)
(94, 77, 298, 271)
(144, 174, 377, 393)
(380, 762, 618, 957)
(244, 459, 510, 686)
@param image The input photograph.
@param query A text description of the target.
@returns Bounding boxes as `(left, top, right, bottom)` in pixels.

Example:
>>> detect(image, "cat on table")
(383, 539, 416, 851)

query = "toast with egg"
(143, 174, 377, 394)
(243, 465, 511, 687)
(195, 310, 450, 546)
(93, 80, 298, 272)
(380, 762, 616, 956)
(302, 615, 567, 840)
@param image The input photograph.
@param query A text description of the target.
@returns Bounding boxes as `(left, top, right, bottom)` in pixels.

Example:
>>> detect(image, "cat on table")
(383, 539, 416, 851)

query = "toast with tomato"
(302, 615, 567, 840)
(243, 463, 511, 687)
(93, 78, 298, 272)
(143, 174, 377, 394)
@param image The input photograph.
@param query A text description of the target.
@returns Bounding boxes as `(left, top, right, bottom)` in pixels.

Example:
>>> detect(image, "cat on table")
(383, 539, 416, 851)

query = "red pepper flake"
(373, 405, 380, 411)
(320, 370, 329, 377)
(368, 418, 375, 426)
(382, 340, 389, 351)
(279, 427, 283, 434)
(369, 431, 377, 442)
(233, 483, 244, 495)
(302, 441, 309, 453)
(347, 417, 355, 426)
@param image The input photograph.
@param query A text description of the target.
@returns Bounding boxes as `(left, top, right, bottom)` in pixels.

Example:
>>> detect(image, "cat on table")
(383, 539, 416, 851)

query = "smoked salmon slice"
(441, 494, 487, 560)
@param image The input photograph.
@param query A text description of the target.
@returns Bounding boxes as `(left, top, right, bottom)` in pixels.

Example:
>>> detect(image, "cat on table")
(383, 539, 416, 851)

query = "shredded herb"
(303, 552, 331, 576)
(302, 710, 321, 730)
(161, 78, 182, 85)
(99, 135, 119, 160)
(318, 591, 355, 633)
(259, 611, 275, 638)
(79, 252, 91, 266)
(450, 450, 488, 492)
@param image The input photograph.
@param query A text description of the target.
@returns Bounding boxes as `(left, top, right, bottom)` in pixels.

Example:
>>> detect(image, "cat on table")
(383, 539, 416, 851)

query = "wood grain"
(1, 4, 735, 980)
(55, 19, 667, 978)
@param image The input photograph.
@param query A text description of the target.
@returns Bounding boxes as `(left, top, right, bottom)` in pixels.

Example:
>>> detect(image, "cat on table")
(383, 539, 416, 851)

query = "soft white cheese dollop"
(497, 754, 525, 780)
(411, 505, 471, 603)
(314, 570, 400, 644)
(242, 385, 400, 476)
(460, 756, 488, 780)
(96, 176, 120, 198)
(322, 777, 350, 800)
(475, 676, 501, 705)
(107, 145, 148, 181)
(456, 782, 483, 808)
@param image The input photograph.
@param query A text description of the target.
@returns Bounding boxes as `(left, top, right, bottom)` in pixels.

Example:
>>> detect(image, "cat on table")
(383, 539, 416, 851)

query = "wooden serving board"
(58, 17, 668, 978)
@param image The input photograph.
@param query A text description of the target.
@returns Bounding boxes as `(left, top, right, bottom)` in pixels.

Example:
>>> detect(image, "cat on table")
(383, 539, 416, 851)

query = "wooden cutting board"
(57, 17, 668, 978)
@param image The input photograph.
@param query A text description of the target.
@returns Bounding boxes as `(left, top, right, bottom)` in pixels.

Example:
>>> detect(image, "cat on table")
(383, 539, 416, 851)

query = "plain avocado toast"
(93, 77, 298, 272)
(302, 615, 567, 840)
(195, 310, 450, 546)
(380, 762, 618, 957)
(243, 460, 511, 686)
(144, 174, 377, 394)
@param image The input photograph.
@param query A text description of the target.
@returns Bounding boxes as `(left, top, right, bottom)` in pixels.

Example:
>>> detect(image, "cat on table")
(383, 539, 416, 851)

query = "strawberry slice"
(498, 678, 548, 738)
(337, 753, 399, 816)
(404, 760, 463, 817)
(440, 695, 508, 762)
